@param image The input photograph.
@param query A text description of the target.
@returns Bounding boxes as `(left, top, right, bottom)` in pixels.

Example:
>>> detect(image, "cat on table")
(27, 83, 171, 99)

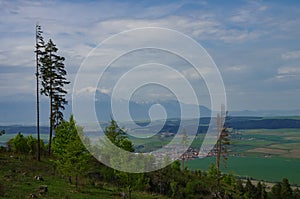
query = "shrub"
(7, 133, 46, 155)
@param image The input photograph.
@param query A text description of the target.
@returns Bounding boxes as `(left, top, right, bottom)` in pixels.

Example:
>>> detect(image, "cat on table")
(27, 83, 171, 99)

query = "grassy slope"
(0, 153, 167, 199)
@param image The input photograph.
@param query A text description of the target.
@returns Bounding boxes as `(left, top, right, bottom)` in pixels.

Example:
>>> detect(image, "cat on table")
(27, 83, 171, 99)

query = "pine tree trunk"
(48, 52, 53, 156)
(36, 61, 41, 161)
(216, 114, 223, 193)
(48, 83, 53, 156)
(35, 25, 41, 161)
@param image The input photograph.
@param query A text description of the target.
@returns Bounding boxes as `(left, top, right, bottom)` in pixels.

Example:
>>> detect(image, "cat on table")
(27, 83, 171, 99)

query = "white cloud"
(225, 65, 247, 72)
(74, 86, 97, 96)
(99, 88, 111, 95)
(282, 51, 300, 60)
(274, 66, 300, 80)
(278, 66, 300, 75)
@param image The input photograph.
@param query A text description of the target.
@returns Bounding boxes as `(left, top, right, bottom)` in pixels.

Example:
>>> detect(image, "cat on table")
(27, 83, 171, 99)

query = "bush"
(7, 133, 46, 155)
(8, 133, 30, 154)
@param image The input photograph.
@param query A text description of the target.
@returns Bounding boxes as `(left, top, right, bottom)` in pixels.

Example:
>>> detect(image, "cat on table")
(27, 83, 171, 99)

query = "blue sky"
(0, 0, 300, 115)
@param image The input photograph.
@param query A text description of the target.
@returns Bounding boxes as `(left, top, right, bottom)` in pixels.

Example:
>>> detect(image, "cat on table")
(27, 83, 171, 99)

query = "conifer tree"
(53, 116, 90, 190)
(40, 39, 69, 155)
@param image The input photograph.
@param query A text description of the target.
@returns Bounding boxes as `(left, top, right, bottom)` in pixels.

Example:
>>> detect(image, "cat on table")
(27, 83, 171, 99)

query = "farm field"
(187, 128, 300, 185)
(230, 128, 300, 158)
(186, 156, 300, 185)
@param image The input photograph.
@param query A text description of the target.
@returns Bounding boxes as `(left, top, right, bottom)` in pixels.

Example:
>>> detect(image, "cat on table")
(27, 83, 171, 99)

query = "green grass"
(0, 153, 167, 199)
(186, 156, 300, 185)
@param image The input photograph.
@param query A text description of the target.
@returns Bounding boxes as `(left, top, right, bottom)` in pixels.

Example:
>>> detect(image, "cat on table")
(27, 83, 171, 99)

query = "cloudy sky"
(1, 0, 300, 121)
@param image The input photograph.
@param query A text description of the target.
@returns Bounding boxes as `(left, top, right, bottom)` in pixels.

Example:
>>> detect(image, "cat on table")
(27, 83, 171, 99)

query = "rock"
(28, 193, 37, 199)
(34, 175, 44, 181)
(39, 185, 48, 195)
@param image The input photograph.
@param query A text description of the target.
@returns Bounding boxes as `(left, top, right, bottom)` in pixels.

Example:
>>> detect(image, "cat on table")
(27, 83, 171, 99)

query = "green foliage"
(271, 182, 282, 199)
(171, 160, 181, 172)
(0, 153, 167, 199)
(256, 181, 267, 199)
(100, 119, 138, 198)
(1, 147, 299, 199)
(184, 180, 208, 198)
(7, 133, 46, 155)
(99, 119, 151, 172)
(170, 180, 177, 198)
(104, 119, 134, 152)
(281, 178, 293, 198)
(208, 163, 218, 178)
(39, 37, 70, 155)
(234, 178, 245, 197)
(52, 115, 91, 190)
(244, 178, 257, 198)
(270, 178, 294, 199)
(8, 132, 28, 153)
(40, 40, 69, 119)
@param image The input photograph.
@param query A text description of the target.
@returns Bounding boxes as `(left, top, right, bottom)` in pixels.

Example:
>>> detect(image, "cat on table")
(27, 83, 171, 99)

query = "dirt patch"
(247, 147, 287, 155)
(283, 149, 300, 158)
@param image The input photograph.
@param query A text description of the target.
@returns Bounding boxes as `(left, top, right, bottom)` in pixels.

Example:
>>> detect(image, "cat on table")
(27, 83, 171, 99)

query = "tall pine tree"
(40, 39, 69, 155)
(35, 23, 44, 161)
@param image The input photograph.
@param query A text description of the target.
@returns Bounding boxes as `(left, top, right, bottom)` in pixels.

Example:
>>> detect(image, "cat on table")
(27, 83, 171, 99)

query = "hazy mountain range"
(0, 91, 300, 125)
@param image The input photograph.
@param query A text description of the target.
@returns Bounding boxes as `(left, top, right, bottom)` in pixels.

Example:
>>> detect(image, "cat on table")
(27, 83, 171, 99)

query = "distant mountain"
(230, 109, 300, 117)
(95, 91, 211, 122)
(0, 125, 49, 135)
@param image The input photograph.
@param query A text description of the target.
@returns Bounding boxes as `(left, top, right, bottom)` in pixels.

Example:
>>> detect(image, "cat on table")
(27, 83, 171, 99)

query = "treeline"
(134, 117, 300, 137)
(227, 118, 300, 129)
(1, 118, 300, 199)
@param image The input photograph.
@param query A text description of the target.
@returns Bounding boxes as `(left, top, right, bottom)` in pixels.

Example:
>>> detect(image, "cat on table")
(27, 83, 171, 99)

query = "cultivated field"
(187, 128, 300, 185)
